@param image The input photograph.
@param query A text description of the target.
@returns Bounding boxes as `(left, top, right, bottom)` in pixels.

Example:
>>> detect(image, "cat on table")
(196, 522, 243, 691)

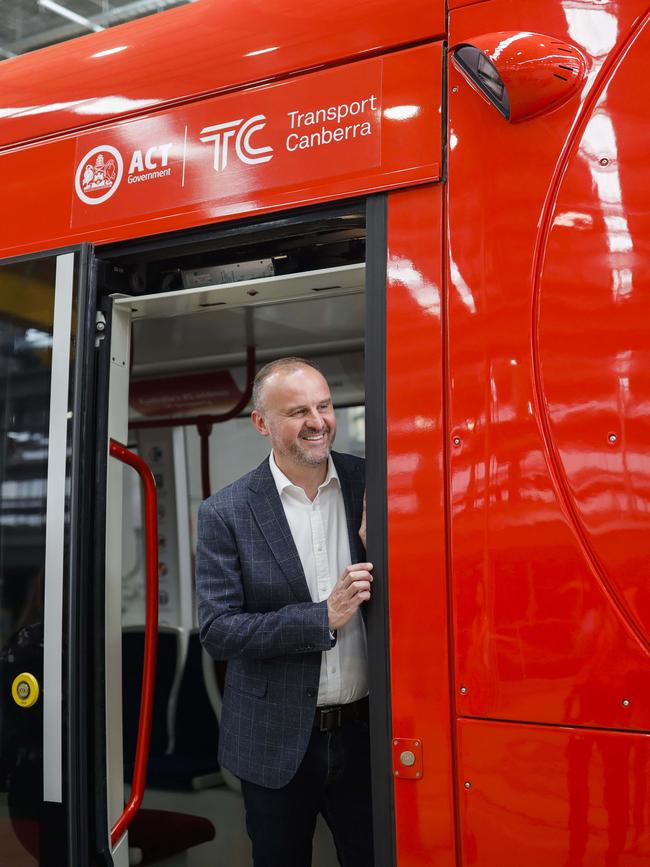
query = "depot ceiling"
(0, 0, 193, 60)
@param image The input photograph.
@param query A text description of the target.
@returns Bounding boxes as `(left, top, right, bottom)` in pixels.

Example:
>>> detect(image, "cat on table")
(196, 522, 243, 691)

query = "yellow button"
(11, 673, 40, 708)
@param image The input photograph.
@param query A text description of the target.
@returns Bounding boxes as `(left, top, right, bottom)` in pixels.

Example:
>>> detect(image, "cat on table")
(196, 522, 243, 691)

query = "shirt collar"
(269, 450, 340, 498)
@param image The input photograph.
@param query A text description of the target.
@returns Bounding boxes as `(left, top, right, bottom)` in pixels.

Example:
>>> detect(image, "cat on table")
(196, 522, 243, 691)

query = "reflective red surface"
(458, 718, 650, 866)
(448, 0, 650, 859)
(387, 186, 456, 865)
(539, 15, 650, 655)
(0, 43, 442, 258)
(448, 0, 649, 729)
(0, 0, 444, 149)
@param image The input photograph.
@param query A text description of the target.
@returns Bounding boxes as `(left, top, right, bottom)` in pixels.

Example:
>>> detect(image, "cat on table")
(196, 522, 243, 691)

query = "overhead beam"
(2, 0, 192, 57)
(37, 0, 105, 33)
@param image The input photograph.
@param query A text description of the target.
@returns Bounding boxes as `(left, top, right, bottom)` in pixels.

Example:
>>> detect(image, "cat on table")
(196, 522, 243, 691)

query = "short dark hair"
(252, 357, 322, 412)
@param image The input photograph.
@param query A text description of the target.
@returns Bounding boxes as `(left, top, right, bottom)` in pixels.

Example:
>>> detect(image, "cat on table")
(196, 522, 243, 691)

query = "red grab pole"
(108, 438, 159, 847)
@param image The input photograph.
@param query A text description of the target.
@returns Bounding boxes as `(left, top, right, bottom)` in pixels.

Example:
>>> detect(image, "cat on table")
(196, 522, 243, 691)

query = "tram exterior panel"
(0, 0, 648, 865)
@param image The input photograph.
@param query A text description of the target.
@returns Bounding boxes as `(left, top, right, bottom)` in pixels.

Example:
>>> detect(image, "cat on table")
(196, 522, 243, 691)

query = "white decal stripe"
(43, 252, 75, 803)
(182, 125, 188, 187)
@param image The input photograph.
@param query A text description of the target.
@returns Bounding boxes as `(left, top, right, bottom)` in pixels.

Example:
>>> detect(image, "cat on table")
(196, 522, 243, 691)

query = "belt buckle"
(319, 706, 342, 732)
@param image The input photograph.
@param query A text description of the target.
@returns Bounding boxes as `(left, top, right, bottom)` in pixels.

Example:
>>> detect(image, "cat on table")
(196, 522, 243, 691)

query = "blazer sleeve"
(196, 500, 333, 660)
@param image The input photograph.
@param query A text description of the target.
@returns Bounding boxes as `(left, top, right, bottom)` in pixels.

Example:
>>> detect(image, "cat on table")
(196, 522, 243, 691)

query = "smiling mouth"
(300, 431, 328, 442)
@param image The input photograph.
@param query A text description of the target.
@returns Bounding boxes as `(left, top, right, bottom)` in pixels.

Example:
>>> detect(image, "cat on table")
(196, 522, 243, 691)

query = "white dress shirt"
(269, 451, 368, 706)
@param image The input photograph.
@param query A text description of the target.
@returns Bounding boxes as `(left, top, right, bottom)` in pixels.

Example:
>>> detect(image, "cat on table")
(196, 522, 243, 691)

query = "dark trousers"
(240, 719, 374, 867)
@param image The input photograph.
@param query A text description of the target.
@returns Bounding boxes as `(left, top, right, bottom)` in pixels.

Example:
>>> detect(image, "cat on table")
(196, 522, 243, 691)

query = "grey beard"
(289, 429, 335, 466)
(289, 443, 331, 466)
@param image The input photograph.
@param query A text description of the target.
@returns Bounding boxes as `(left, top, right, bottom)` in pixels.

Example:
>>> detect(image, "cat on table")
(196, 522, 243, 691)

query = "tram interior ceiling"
(98, 210, 367, 866)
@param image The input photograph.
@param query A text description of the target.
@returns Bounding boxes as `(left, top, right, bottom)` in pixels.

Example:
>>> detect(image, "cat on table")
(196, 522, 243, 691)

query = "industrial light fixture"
(452, 32, 587, 122)
(38, 0, 105, 32)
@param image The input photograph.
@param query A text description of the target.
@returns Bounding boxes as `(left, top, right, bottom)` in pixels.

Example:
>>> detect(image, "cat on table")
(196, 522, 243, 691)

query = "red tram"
(0, 0, 648, 864)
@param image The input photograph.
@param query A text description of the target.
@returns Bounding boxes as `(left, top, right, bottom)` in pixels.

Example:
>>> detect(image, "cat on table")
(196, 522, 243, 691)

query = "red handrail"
(109, 438, 159, 847)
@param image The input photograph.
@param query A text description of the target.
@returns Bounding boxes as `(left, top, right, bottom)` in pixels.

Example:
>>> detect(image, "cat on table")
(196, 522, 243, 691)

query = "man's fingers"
(328, 578, 372, 628)
(346, 580, 371, 597)
(340, 564, 373, 587)
(346, 562, 373, 574)
(341, 572, 372, 590)
(349, 571, 372, 583)
(329, 564, 374, 626)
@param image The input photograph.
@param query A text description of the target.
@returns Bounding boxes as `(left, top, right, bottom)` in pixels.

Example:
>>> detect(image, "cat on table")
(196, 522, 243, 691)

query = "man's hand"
(327, 563, 373, 631)
(359, 492, 366, 549)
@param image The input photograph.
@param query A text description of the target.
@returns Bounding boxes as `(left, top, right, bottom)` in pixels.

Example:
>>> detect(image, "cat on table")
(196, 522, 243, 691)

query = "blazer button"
(306, 688, 316, 698)
(305, 644, 314, 651)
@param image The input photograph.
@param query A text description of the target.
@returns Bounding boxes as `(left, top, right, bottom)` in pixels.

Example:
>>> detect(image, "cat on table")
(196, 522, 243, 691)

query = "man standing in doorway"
(196, 357, 373, 867)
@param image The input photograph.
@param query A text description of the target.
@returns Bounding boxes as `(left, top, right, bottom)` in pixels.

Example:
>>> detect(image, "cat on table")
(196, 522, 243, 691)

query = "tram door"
(97, 206, 390, 866)
(0, 247, 96, 866)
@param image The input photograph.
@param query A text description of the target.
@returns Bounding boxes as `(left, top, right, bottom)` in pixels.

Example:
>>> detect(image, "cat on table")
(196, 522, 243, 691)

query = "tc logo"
(199, 114, 273, 171)
(75, 145, 124, 205)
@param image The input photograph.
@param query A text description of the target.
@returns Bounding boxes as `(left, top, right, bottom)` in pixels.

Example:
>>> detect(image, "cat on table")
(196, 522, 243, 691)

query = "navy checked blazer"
(196, 450, 366, 789)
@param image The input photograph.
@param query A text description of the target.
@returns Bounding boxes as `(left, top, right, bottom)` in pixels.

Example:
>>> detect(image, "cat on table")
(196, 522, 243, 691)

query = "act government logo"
(75, 145, 124, 205)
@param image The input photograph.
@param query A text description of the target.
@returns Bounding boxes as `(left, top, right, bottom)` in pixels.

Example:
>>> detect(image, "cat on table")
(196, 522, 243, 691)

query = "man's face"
(251, 366, 337, 470)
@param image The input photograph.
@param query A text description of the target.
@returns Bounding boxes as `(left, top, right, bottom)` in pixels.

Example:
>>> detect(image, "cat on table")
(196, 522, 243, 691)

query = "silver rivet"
(95, 321, 106, 332)
(400, 751, 416, 767)
(608, 433, 618, 444)
(452, 85, 459, 93)
(459, 686, 468, 695)
(622, 698, 630, 707)
(415, 772, 422, 778)
(452, 436, 462, 447)
(393, 740, 399, 746)
(464, 781, 471, 790)
(414, 740, 421, 748)
(600, 157, 609, 166)
(395, 770, 400, 776)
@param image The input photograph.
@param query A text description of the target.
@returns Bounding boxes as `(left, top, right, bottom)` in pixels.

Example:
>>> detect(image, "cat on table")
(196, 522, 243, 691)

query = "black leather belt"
(314, 696, 369, 732)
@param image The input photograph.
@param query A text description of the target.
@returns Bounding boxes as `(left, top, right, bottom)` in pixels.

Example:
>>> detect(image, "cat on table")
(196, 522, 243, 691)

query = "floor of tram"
(140, 787, 337, 866)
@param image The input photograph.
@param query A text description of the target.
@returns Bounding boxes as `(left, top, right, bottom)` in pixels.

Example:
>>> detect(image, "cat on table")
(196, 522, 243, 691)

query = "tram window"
(0, 258, 56, 864)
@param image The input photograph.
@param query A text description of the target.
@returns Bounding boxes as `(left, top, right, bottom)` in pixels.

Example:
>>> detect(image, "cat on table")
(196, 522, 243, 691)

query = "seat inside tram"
(109, 214, 366, 866)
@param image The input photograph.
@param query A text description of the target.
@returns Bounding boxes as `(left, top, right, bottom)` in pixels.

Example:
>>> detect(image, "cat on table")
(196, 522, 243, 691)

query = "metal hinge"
(95, 310, 107, 347)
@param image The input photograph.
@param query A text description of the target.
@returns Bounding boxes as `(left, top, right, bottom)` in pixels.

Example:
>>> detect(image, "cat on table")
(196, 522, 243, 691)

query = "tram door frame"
(91, 195, 395, 866)
(0, 243, 100, 866)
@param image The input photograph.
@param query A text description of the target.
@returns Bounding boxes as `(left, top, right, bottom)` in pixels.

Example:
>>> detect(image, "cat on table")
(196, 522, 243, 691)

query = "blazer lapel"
(333, 452, 366, 565)
(248, 458, 312, 603)
(333, 452, 368, 625)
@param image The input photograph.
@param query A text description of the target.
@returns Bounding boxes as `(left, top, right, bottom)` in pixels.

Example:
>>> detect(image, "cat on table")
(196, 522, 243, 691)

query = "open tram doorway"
(95, 200, 392, 867)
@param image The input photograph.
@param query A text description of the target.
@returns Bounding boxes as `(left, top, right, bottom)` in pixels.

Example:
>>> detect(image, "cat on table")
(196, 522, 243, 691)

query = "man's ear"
(251, 410, 270, 438)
